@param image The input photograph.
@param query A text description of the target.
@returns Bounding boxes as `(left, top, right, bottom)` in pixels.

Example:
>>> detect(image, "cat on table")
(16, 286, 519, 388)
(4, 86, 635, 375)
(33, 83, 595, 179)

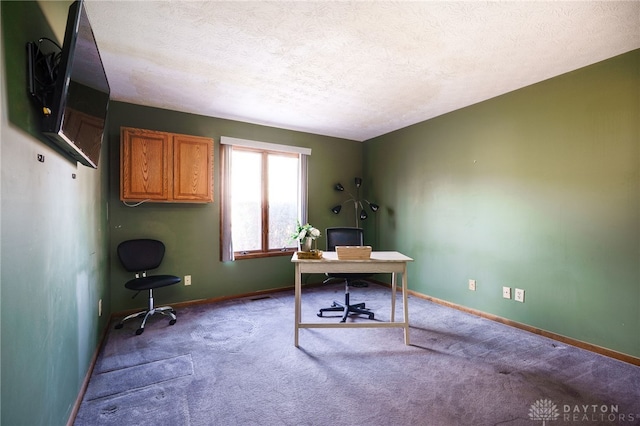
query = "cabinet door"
(172, 134, 213, 202)
(120, 128, 171, 201)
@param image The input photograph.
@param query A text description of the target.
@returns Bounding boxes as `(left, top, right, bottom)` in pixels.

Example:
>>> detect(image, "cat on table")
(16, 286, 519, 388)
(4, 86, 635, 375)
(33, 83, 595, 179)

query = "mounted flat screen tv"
(33, 0, 110, 168)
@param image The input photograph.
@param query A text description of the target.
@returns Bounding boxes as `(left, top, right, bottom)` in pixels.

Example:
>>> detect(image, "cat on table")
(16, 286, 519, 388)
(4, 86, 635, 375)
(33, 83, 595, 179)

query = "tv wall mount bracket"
(26, 38, 62, 116)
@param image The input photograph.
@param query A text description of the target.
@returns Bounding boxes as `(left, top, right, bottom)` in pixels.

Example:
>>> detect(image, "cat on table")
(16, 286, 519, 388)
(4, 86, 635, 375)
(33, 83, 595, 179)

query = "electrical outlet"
(98, 299, 102, 317)
(502, 286, 511, 299)
(515, 288, 525, 303)
(185, 275, 192, 286)
(468, 279, 476, 291)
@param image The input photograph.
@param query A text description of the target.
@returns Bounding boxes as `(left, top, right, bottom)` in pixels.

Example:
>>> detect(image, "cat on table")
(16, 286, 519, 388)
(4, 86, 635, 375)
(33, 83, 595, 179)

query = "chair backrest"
(325, 227, 364, 251)
(117, 239, 166, 273)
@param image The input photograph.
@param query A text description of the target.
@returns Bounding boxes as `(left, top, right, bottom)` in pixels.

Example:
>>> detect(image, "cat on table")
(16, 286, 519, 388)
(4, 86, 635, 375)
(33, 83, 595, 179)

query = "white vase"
(299, 237, 313, 252)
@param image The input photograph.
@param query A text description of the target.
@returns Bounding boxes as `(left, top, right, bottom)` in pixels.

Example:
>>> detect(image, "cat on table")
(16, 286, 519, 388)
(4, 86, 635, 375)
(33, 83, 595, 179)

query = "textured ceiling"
(84, 1, 640, 141)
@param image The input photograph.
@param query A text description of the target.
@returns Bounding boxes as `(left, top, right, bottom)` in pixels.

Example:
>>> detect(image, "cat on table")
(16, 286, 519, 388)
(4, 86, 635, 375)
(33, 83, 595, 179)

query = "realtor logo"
(529, 399, 638, 424)
(529, 399, 560, 425)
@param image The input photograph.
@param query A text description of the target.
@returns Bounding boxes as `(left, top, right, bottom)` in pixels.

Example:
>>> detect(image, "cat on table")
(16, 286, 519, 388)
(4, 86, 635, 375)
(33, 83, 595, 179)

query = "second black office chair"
(115, 239, 181, 335)
(317, 227, 374, 322)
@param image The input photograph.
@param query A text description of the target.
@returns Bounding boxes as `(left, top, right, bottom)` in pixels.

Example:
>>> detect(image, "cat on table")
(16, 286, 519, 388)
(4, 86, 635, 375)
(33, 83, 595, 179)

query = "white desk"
(291, 251, 414, 347)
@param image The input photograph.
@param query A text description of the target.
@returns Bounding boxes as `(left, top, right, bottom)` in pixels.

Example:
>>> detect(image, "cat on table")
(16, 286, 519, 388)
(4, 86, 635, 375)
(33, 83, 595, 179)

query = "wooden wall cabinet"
(120, 127, 213, 203)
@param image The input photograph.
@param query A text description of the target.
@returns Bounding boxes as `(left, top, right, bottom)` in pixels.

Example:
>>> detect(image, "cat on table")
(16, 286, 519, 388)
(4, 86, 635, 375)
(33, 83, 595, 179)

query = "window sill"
(233, 249, 296, 260)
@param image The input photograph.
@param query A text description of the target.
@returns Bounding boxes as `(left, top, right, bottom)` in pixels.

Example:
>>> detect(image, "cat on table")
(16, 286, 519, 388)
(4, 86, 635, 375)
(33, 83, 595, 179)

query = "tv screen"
(41, 0, 110, 168)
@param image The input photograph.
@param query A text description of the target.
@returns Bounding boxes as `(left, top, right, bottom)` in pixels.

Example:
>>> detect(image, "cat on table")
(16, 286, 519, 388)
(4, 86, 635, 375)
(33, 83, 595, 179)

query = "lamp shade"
(329, 178, 378, 226)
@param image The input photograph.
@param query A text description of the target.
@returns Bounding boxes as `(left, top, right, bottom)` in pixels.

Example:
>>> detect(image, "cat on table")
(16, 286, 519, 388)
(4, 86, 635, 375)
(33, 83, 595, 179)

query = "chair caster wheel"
(169, 319, 176, 325)
(135, 328, 144, 335)
(317, 312, 323, 317)
(115, 324, 123, 329)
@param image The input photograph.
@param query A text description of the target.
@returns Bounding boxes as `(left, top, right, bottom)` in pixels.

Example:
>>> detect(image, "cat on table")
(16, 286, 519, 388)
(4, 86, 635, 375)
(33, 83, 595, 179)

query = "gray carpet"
(74, 283, 640, 426)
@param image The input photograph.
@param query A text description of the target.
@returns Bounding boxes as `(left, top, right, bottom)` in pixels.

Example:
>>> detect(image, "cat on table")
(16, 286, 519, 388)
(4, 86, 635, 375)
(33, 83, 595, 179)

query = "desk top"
(291, 250, 413, 263)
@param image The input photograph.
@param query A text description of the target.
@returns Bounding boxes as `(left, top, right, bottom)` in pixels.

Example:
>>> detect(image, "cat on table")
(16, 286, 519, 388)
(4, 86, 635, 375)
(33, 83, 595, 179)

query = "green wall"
(107, 102, 363, 312)
(364, 50, 640, 358)
(1, 1, 110, 425)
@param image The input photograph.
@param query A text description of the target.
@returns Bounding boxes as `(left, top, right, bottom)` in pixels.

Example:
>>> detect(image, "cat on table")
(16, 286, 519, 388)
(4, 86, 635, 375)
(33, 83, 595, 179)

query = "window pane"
(268, 154, 299, 249)
(231, 150, 262, 251)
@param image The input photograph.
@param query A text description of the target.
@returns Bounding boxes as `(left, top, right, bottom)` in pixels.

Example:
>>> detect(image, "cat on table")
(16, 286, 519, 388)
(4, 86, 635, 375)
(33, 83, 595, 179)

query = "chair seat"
(327, 272, 371, 280)
(125, 275, 181, 291)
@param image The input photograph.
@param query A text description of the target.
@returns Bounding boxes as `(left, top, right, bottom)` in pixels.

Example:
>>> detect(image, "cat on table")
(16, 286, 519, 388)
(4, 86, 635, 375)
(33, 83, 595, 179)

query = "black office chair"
(115, 239, 181, 335)
(317, 227, 374, 322)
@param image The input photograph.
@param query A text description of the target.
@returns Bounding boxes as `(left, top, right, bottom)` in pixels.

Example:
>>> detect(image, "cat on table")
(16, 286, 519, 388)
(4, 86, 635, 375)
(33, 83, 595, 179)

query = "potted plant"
(290, 221, 321, 252)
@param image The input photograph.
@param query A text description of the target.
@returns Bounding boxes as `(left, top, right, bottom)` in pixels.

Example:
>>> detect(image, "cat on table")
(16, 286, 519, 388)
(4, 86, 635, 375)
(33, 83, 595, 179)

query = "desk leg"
(294, 263, 301, 347)
(402, 266, 410, 345)
(390, 272, 397, 322)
